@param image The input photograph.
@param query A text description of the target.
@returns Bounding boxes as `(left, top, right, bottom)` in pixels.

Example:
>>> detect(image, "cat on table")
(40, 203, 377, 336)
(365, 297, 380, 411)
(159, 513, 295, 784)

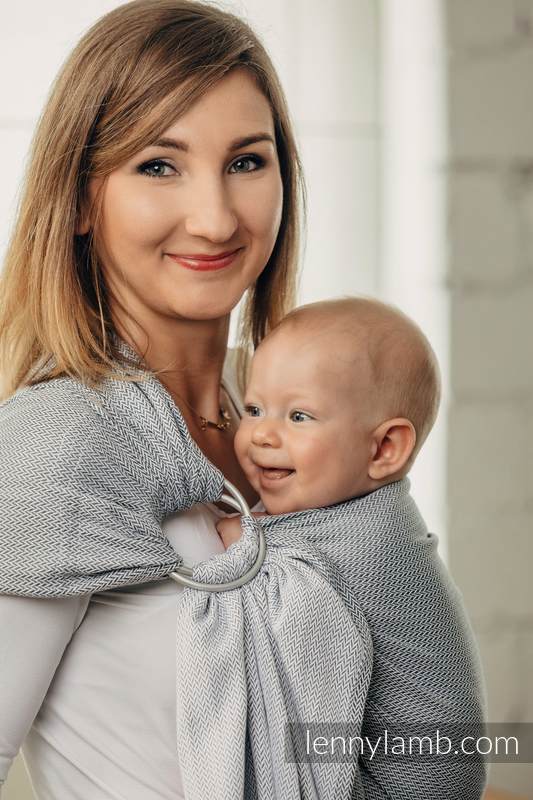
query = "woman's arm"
(0, 593, 90, 788)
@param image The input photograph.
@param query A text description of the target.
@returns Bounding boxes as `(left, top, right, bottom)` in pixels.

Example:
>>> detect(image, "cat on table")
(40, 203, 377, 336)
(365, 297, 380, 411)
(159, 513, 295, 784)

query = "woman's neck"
(116, 314, 231, 418)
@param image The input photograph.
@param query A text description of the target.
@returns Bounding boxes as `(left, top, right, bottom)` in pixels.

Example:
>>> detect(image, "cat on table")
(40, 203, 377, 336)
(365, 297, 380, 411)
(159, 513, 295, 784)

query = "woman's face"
(87, 69, 283, 326)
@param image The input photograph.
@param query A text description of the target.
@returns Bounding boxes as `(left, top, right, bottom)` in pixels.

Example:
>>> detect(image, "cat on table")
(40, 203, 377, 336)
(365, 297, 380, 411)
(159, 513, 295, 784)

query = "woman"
(0, 1, 305, 796)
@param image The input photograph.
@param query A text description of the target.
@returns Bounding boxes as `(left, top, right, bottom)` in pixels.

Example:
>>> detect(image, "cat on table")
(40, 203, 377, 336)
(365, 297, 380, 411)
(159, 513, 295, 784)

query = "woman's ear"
(368, 418, 416, 481)
(76, 214, 90, 236)
(75, 197, 92, 236)
(76, 178, 102, 236)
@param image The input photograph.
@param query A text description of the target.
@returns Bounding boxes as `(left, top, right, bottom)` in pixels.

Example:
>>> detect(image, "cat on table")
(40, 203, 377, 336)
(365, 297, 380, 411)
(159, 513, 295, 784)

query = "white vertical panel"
(380, 0, 448, 553)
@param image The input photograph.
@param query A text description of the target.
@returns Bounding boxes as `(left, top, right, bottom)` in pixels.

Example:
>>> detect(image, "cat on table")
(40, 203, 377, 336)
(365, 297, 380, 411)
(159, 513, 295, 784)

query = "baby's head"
(234, 297, 441, 515)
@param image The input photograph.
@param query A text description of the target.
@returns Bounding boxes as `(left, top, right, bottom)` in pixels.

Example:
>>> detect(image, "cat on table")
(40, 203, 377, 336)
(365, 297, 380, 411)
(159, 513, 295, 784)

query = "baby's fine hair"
(270, 296, 441, 469)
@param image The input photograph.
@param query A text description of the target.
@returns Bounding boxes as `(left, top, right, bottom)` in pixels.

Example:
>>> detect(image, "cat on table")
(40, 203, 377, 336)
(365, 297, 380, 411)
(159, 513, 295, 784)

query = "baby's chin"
(257, 490, 312, 516)
(257, 484, 367, 516)
(261, 498, 299, 516)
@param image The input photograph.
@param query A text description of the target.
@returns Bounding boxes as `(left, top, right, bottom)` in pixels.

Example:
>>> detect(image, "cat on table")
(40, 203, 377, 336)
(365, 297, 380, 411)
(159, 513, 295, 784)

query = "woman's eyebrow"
(149, 132, 275, 152)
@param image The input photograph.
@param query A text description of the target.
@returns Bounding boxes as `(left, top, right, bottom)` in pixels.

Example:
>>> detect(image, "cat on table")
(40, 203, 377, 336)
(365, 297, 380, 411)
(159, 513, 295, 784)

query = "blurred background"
(0, 0, 531, 797)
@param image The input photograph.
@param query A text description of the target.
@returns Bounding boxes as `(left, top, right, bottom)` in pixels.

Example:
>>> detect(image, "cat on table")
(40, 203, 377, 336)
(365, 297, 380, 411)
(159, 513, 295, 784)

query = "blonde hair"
(272, 296, 441, 468)
(0, 0, 306, 402)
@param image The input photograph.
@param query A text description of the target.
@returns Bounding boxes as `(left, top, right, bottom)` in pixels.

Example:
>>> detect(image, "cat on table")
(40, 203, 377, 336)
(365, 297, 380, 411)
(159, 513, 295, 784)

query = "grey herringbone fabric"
(255, 484, 488, 799)
(0, 342, 486, 798)
(0, 351, 224, 595)
(176, 481, 487, 800)
(175, 514, 373, 799)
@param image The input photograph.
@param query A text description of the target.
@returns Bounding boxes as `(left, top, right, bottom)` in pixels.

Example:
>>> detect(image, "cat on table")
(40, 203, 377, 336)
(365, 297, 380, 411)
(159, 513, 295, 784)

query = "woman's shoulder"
(0, 380, 111, 564)
(0, 381, 112, 518)
(0, 377, 104, 448)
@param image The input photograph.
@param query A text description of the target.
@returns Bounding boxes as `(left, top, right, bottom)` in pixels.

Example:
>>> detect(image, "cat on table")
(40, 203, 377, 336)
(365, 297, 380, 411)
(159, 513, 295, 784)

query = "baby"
(216, 296, 487, 798)
(217, 295, 437, 534)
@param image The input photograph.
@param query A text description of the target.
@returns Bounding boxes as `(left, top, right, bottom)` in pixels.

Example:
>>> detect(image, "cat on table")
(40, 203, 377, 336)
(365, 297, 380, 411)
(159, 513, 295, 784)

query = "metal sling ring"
(169, 478, 266, 592)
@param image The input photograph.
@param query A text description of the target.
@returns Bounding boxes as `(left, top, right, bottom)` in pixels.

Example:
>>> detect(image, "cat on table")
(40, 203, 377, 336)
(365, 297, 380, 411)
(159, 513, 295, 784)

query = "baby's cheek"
(233, 423, 248, 465)
(243, 460, 261, 492)
(233, 425, 256, 483)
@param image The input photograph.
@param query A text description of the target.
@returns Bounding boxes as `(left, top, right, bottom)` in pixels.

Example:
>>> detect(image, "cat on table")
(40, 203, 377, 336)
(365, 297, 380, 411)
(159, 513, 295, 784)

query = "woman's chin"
(164, 298, 240, 323)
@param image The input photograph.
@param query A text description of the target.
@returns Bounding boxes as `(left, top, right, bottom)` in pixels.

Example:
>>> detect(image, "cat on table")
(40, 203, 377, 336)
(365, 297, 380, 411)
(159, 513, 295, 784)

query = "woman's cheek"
(102, 176, 176, 248)
(241, 171, 283, 242)
(263, 172, 283, 240)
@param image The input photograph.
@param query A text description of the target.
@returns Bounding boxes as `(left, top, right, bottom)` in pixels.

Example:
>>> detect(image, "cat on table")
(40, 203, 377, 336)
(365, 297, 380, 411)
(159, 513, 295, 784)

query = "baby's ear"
(368, 418, 416, 481)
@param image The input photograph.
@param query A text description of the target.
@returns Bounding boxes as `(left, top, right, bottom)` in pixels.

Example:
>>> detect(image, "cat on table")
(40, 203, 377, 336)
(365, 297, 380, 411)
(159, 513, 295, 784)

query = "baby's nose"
(251, 419, 281, 447)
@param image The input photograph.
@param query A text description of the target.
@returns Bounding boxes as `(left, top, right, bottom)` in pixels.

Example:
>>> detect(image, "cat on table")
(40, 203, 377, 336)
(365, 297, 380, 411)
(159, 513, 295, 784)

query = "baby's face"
(234, 326, 379, 515)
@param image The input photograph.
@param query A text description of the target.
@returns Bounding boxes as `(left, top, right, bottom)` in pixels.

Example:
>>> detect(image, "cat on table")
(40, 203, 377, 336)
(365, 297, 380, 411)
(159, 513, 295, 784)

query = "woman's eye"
(244, 404, 262, 417)
(229, 154, 265, 174)
(290, 410, 312, 423)
(137, 160, 176, 179)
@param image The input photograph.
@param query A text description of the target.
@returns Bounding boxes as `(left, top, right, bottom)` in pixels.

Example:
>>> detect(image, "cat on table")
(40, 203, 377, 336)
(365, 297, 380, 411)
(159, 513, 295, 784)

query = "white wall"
(0, 2, 122, 257)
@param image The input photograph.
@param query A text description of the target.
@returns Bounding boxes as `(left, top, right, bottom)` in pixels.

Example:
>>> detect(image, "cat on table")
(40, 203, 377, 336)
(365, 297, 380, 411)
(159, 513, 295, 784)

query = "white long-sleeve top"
(0, 353, 257, 800)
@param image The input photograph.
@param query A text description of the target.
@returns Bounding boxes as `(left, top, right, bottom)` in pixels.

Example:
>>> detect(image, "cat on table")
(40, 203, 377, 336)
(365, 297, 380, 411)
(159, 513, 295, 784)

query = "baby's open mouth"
(259, 467, 295, 481)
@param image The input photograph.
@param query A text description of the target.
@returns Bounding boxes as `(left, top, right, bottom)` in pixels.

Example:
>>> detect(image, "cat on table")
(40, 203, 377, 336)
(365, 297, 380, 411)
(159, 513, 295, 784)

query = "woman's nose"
(251, 419, 281, 448)
(184, 177, 239, 242)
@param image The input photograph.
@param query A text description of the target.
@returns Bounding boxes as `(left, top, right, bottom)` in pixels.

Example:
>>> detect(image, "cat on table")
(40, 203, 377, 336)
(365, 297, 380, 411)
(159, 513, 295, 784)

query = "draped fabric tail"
(242, 560, 372, 800)
(174, 518, 373, 800)
(175, 590, 248, 799)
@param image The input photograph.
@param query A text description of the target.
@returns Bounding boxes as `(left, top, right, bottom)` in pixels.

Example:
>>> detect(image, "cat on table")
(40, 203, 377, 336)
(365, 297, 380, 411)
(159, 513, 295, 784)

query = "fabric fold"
(175, 517, 373, 799)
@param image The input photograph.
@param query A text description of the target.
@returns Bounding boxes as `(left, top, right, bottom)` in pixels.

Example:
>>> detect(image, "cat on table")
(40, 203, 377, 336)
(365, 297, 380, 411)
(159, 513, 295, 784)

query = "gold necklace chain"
(175, 387, 232, 432)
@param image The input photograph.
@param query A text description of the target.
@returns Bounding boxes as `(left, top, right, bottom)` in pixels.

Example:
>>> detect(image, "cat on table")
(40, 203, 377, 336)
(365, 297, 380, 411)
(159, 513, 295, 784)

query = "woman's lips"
(166, 248, 242, 272)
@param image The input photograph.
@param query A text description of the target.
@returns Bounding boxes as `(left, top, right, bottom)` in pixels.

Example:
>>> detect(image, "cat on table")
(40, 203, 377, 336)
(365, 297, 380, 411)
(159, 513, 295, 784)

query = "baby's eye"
(244, 404, 262, 417)
(290, 410, 312, 423)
